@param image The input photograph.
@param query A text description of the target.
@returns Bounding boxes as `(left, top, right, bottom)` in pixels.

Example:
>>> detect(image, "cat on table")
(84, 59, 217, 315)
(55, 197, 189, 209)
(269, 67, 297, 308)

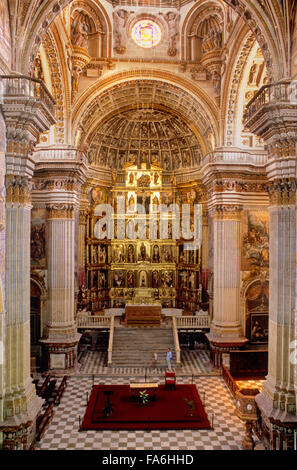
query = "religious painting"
(127, 271, 135, 288)
(188, 271, 195, 290)
(152, 244, 160, 262)
(137, 241, 150, 261)
(113, 244, 125, 263)
(242, 211, 269, 271)
(152, 270, 160, 288)
(113, 270, 125, 288)
(31, 209, 47, 268)
(179, 270, 188, 288)
(249, 314, 269, 344)
(98, 271, 107, 289)
(161, 245, 174, 263)
(127, 244, 135, 263)
(161, 271, 173, 287)
(98, 245, 107, 264)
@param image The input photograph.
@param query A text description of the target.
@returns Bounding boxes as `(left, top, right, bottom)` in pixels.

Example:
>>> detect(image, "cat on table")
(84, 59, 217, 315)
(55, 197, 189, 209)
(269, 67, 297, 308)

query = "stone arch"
(181, 0, 287, 83)
(6, 0, 284, 82)
(72, 70, 220, 155)
(18, 0, 111, 74)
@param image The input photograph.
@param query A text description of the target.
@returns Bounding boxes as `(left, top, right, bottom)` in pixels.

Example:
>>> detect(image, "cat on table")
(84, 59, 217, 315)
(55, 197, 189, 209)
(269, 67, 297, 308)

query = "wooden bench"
(54, 376, 67, 406)
(37, 374, 51, 397)
(36, 402, 55, 441)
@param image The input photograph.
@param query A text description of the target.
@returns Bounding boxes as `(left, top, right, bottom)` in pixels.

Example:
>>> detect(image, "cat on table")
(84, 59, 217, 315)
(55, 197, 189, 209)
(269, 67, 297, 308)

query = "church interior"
(0, 0, 297, 452)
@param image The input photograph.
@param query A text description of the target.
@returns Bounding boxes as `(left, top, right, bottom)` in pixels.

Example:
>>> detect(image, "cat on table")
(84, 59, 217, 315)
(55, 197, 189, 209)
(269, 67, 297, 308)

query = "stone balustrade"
(0, 75, 55, 118)
(244, 80, 295, 123)
(175, 315, 210, 329)
(34, 146, 88, 164)
(202, 149, 267, 167)
(76, 313, 112, 329)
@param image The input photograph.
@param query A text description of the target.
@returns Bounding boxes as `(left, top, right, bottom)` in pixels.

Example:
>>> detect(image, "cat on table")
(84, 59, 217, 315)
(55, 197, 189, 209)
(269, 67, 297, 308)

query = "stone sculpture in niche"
(71, 11, 91, 49)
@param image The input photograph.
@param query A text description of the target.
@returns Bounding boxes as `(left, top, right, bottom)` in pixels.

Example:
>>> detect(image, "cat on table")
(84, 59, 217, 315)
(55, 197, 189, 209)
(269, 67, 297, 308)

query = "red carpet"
(80, 384, 211, 430)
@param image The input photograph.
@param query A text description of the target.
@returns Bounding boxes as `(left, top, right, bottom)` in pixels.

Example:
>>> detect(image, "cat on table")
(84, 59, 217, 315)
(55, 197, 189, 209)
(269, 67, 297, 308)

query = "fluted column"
(41, 204, 80, 371)
(0, 75, 55, 449)
(211, 205, 243, 338)
(256, 180, 297, 419)
(4, 177, 42, 419)
(78, 209, 87, 289)
(244, 82, 297, 447)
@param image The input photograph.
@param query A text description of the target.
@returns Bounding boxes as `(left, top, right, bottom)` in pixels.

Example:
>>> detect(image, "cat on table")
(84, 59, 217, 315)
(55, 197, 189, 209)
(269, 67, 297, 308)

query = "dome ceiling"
(87, 109, 203, 171)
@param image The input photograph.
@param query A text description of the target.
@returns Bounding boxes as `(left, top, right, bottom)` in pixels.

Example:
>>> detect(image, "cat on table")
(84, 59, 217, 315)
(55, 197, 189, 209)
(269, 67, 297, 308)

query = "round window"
(132, 20, 162, 48)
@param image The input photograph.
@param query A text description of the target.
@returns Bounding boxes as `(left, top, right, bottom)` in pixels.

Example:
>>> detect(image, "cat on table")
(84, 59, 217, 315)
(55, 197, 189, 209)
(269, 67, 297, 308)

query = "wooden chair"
(165, 372, 176, 390)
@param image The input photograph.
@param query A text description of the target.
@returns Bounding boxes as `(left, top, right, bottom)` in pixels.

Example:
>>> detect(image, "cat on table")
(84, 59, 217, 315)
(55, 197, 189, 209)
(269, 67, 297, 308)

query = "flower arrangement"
(139, 389, 149, 405)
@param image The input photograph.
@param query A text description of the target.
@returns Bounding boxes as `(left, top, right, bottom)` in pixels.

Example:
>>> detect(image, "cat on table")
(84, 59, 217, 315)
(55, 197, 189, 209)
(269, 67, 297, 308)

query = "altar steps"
(111, 327, 176, 368)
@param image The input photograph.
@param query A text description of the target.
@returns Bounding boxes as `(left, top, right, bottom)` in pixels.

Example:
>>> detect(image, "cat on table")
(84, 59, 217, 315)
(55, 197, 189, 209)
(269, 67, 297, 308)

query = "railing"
(172, 316, 181, 365)
(222, 364, 239, 398)
(175, 315, 210, 329)
(0, 75, 55, 117)
(76, 313, 111, 329)
(107, 315, 115, 365)
(244, 80, 294, 123)
(202, 149, 267, 167)
(34, 146, 88, 164)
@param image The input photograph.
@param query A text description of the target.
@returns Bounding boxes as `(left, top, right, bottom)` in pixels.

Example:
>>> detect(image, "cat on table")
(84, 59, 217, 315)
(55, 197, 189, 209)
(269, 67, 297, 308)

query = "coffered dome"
(87, 109, 203, 171)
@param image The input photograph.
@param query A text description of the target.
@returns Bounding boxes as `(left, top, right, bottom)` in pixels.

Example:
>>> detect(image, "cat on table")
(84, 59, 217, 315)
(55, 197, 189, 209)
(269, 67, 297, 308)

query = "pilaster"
(33, 149, 88, 373)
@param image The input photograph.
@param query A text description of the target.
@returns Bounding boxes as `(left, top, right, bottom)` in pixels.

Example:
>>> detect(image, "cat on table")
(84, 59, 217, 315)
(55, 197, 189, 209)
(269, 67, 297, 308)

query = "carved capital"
(268, 179, 297, 206)
(46, 203, 75, 219)
(5, 176, 32, 205)
(6, 126, 36, 159)
(213, 205, 243, 221)
(268, 138, 297, 159)
(79, 209, 88, 225)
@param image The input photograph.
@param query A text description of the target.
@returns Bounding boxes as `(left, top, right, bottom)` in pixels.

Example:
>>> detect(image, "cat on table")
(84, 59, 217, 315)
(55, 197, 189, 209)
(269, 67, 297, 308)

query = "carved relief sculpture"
(113, 9, 129, 54)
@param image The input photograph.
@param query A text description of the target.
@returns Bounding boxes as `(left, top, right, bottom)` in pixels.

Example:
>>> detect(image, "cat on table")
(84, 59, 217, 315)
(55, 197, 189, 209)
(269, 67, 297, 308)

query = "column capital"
(5, 175, 32, 205)
(46, 203, 75, 219)
(267, 179, 297, 205)
(213, 204, 243, 221)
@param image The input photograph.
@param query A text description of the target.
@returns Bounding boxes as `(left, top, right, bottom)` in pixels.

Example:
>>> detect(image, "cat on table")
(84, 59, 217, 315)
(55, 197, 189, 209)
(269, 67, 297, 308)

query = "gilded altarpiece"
(83, 163, 203, 312)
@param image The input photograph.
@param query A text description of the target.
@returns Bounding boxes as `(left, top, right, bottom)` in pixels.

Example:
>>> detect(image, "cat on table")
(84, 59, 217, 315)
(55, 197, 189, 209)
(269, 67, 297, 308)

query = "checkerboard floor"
(37, 374, 259, 451)
(78, 349, 219, 377)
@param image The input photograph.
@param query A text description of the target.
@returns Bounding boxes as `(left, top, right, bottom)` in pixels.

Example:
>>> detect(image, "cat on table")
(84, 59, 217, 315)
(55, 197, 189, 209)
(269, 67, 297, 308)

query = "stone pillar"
(206, 204, 247, 365)
(4, 177, 42, 421)
(41, 203, 80, 372)
(256, 180, 297, 421)
(244, 81, 297, 448)
(211, 205, 243, 338)
(78, 185, 89, 289)
(0, 75, 55, 449)
(201, 204, 209, 291)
